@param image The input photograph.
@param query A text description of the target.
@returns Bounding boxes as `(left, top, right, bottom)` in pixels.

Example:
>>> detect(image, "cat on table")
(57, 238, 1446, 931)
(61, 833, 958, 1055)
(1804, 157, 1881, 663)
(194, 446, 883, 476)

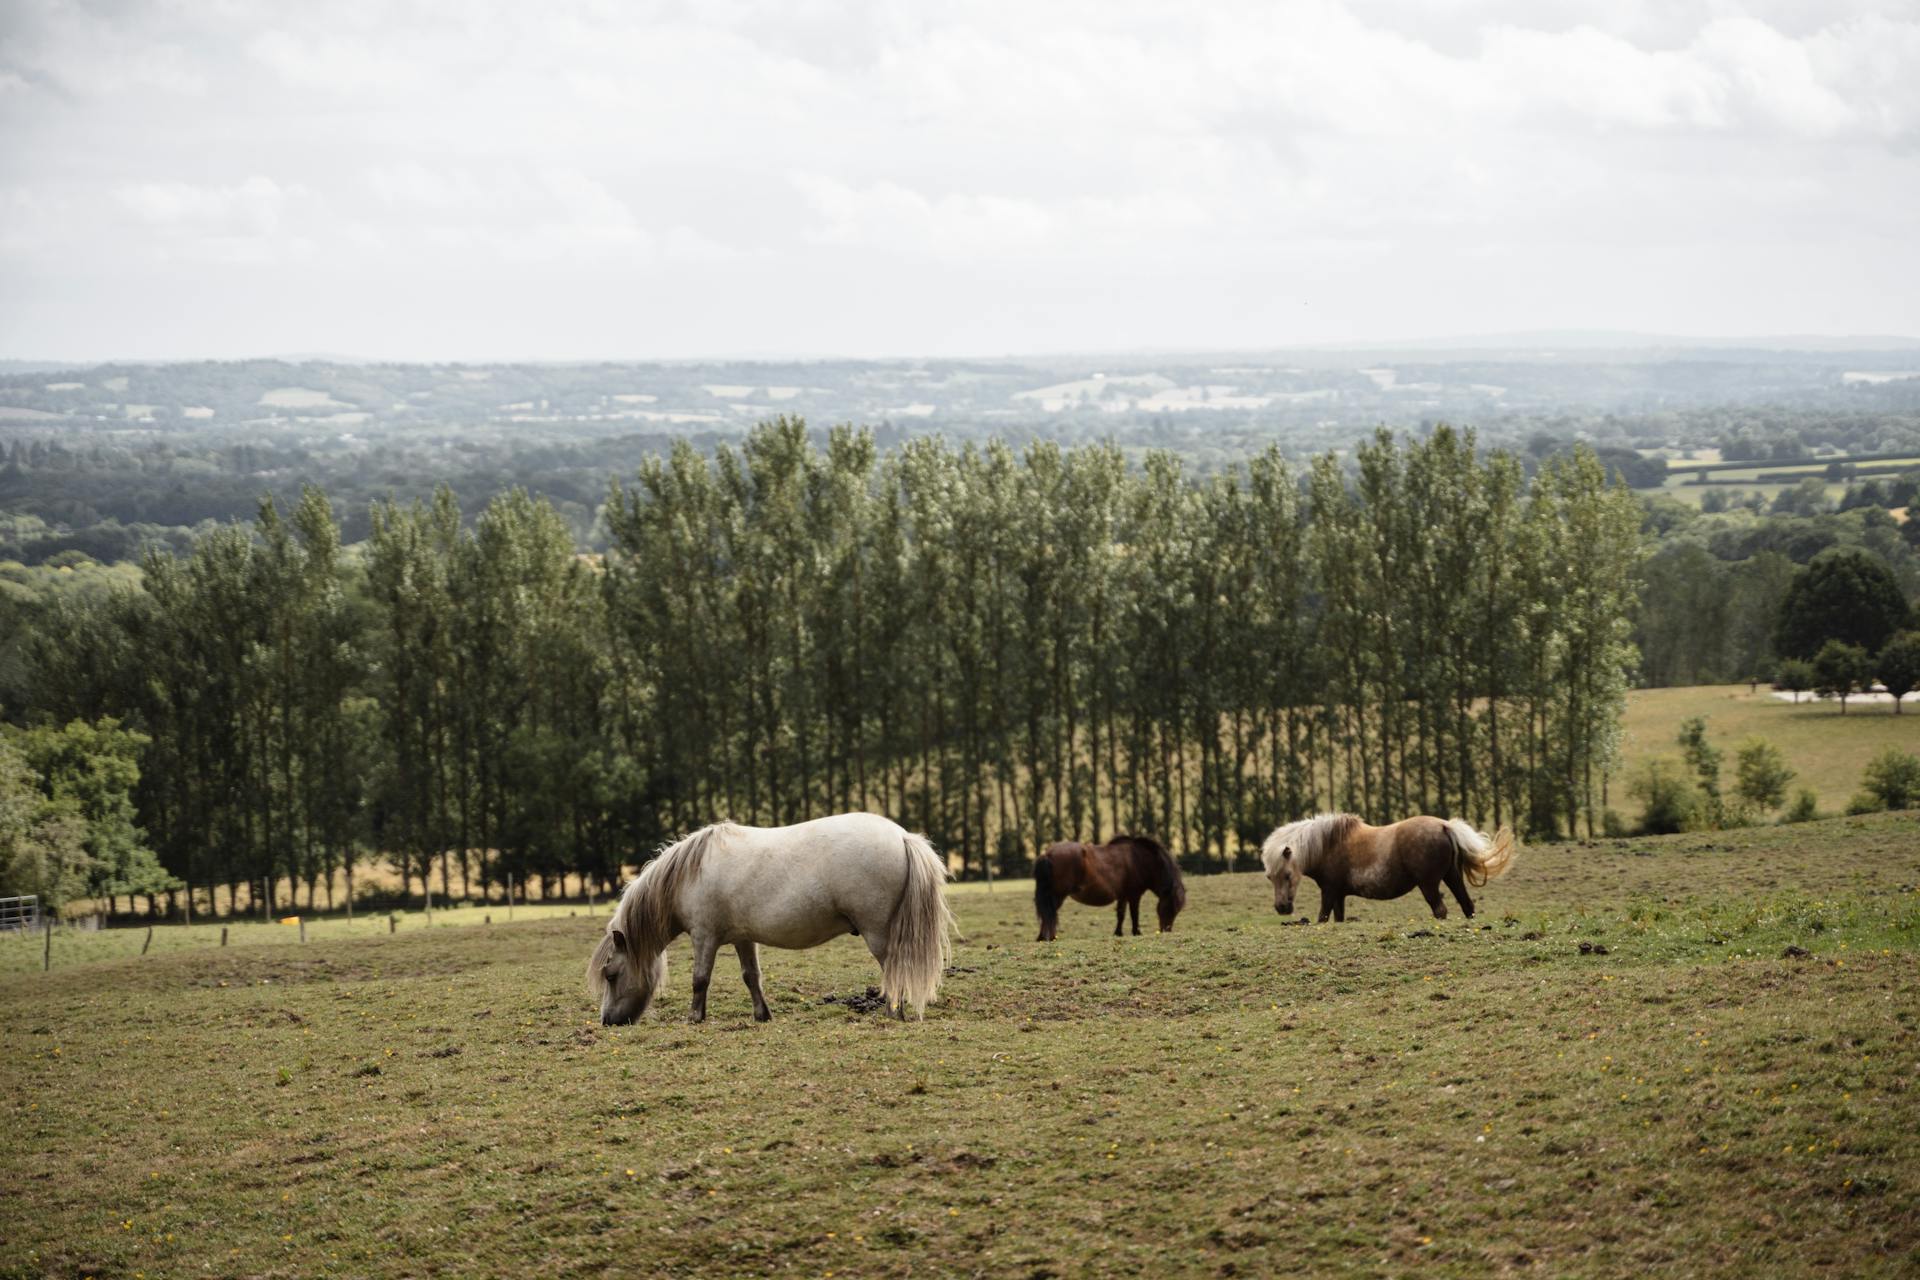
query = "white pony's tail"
(883, 832, 955, 1019)
(1446, 819, 1518, 887)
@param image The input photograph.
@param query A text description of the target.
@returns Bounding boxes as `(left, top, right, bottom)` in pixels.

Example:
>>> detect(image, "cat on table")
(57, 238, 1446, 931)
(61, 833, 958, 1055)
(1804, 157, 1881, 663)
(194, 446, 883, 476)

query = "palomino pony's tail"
(1446, 819, 1518, 887)
(884, 832, 955, 1019)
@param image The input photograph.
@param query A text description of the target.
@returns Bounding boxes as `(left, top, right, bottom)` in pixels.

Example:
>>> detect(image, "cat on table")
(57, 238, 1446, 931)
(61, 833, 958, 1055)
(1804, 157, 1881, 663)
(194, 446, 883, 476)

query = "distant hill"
(5, 345, 1919, 442)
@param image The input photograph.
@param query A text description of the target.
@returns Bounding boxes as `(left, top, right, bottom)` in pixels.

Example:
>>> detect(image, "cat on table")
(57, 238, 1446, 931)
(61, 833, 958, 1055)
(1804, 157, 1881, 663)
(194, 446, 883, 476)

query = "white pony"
(588, 812, 954, 1024)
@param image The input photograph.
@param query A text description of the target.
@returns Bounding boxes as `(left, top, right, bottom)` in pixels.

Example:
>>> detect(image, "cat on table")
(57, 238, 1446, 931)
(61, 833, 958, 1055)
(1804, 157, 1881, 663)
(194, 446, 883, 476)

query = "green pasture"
(4, 813, 1918, 1277)
(1617, 683, 1920, 815)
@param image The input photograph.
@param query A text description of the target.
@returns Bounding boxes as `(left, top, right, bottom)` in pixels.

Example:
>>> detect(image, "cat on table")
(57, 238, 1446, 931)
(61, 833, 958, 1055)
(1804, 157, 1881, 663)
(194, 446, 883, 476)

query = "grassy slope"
(4, 814, 1918, 1278)
(1618, 684, 1920, 813)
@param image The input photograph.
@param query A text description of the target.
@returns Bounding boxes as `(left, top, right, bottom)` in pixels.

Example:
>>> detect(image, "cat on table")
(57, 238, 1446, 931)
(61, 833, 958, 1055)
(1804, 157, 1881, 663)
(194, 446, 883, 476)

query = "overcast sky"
(2, 0, 1916, 361)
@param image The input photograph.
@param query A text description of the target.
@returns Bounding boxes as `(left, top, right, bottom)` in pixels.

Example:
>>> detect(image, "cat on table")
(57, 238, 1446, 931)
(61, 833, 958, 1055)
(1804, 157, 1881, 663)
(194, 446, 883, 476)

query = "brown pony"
(1259, 813, 1516, 922)
(1034, 834, 1185, 941)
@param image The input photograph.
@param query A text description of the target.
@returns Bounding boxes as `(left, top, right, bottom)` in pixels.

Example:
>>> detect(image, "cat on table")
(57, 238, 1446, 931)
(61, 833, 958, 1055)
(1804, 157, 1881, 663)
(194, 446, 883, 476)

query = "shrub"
(1601, 808, 1631, 838)
(1733, 738, 1794, 812)
(1676, 717, 1723, 818)
(1629, 758, 1700, 835)
(1861, 747, 1920, 810)
(1780, 789, 1819, 824)
(1846, 790, 1883, 816)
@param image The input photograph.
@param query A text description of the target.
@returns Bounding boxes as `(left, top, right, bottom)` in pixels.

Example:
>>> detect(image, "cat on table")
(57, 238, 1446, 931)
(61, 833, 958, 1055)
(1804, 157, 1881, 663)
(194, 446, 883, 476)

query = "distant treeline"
(5, 358, 1920, 568)
(1635, 473, 1920, 687)
(7, 421, 1640, 914)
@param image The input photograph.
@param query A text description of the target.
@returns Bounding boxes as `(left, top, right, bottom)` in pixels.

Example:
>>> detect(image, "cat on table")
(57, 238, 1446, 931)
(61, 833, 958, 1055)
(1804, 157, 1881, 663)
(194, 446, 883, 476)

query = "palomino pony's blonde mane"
(1260, 812, 1360, 873)
(587, 822, 735, 999)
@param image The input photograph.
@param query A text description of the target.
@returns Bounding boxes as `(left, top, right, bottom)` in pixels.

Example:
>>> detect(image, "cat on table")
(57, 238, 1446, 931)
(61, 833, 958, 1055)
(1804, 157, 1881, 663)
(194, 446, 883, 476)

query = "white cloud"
(0, 0, 1915, 358)
(115, 177, 291, 230)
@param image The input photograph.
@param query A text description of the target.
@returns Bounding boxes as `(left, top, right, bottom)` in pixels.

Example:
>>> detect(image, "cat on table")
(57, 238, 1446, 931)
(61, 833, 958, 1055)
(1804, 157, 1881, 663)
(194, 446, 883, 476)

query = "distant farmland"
(1658, 451, 1920, 508)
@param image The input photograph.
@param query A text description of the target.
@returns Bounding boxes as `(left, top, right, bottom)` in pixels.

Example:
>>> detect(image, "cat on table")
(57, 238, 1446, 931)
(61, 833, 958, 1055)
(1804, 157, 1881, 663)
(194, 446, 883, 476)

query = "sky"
(1, 0, 1917, 361)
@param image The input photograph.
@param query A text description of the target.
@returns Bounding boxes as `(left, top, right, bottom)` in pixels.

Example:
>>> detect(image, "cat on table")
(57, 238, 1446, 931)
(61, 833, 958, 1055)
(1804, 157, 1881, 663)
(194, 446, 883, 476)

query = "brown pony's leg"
(1333, 895, 1347, 922)
(1443, 865, 1476, 919)
(1113, 901, 1126, 937)
(1419, 881, 1448, 920)
(1128, 895, 1142, 936)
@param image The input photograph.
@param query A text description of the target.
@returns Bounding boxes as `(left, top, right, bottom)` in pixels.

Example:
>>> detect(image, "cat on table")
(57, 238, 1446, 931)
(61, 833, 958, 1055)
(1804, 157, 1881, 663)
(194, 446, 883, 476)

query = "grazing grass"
(1618, 684, 1920, 818)
(4, 812, 1918, 1277)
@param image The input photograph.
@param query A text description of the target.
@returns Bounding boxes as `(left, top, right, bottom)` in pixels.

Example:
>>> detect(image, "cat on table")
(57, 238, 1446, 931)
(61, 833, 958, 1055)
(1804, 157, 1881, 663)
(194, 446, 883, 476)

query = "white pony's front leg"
(686, 933, 721, 1023)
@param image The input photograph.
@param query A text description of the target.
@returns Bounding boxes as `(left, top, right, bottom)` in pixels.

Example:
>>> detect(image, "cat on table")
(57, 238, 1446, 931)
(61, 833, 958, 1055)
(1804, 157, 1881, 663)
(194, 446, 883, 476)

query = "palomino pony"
(1034, 834, 1185, 941)
(1260, 813, 1516, 923)
(587, 813, 954, 1024)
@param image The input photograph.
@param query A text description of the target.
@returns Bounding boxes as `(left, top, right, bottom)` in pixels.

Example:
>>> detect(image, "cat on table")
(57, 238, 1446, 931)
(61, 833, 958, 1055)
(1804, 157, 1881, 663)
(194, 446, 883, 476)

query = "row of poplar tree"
(18, 419, 1641, 914)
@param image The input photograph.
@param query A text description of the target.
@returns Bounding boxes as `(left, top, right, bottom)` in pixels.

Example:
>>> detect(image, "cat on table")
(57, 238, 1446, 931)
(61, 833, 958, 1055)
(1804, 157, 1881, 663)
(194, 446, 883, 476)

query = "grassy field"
(1656, 453, 1920, 510)
(4, 813, 1918, 1278)
(1618, 684, 1920, 815)
(0, 901, 596, 980)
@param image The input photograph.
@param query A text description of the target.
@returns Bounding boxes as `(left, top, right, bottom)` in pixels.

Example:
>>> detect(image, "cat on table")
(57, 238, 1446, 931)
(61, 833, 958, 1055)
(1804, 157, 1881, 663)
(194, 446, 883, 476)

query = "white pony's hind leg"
(736, 941, 771, 1022)
(860, 933, 907, 1020)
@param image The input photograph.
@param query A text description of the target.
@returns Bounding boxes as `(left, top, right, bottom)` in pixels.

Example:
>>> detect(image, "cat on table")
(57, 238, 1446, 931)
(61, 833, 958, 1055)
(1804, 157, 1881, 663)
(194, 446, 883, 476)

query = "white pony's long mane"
(589, 822, 735, 995)
(1260, 812, 1360, 873)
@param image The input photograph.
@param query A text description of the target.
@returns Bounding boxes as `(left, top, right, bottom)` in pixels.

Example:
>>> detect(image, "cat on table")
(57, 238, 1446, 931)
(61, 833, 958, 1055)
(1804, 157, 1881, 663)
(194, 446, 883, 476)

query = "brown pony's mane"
(604, 822, 733, 971)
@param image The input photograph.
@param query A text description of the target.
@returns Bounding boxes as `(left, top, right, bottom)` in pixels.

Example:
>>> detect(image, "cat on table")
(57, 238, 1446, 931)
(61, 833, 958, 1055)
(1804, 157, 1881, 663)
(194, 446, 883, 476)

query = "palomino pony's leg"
(735, 941, 771, 1022)
(1442, 866, 1476, 919)
(1418, 881, 1448, 920)
(687, 934, 722, 1024)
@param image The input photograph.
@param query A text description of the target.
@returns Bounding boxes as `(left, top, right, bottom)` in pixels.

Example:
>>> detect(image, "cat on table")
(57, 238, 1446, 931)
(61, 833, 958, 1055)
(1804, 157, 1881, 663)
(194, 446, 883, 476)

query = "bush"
(1846, 790, 1884, 816)
(1629, 758, 1700, 835)
(1780, 789, 1819, 824)
(1861, 746, 1920, 810)
(1733, 738, 1794, 812)
(1601, 808, 1631, 838)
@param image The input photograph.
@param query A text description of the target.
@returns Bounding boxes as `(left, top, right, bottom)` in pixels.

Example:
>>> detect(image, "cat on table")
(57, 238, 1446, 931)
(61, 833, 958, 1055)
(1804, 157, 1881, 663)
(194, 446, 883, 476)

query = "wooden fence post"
(298, 918, 307, 944)
(221, 926, 229, 947)
(508, 875, 514, 923)
(142, 925, 153, 955)
(389, 914, 397, 934)
(43, 915, 51, 972)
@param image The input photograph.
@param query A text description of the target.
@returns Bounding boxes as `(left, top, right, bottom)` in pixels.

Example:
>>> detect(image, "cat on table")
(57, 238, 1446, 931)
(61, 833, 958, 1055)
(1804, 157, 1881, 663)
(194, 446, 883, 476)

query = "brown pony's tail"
(1033, 852, 1061, 935)
(882, 831, 955, 1019)
(1447, 819, 1518, 887)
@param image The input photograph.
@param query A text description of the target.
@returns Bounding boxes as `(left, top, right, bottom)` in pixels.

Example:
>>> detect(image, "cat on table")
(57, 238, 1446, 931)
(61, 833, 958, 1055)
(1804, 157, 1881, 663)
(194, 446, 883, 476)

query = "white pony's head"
(587, 922, 667, 1025)
(586, 824, 727, 1024)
